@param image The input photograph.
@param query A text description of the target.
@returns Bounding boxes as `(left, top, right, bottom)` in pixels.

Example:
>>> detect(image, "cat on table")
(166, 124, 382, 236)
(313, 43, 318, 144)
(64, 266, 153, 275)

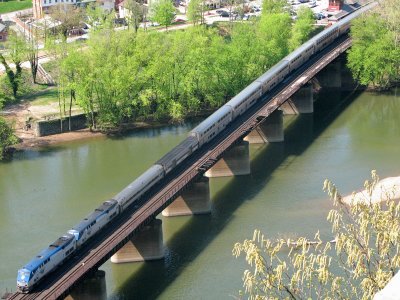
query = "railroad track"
(7, 36, 352, 300)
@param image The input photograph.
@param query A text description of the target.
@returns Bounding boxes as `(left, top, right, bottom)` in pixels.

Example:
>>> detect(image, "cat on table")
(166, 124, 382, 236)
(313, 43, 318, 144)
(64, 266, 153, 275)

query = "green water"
(0, 88, 399, 299)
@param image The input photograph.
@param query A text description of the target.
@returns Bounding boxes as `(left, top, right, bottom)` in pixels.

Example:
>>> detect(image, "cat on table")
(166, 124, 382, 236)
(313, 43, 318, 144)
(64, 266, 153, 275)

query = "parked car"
(114, 18, 128, 26)
(314, 12, 326, 20)
(219, 11, 230, 17)
(308, 0, 317, 7)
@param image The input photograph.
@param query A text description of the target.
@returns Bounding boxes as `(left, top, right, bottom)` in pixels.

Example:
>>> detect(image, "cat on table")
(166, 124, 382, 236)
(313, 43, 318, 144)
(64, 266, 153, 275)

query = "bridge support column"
(244, 110, 284, 144)
(66, 270, 107, 300)
(281, 83, 314, 114)
(111, 219, 164, 263)
(162, 177, 211, 217)
(204, 141, 250, 178)
(316, 59, 342, 89)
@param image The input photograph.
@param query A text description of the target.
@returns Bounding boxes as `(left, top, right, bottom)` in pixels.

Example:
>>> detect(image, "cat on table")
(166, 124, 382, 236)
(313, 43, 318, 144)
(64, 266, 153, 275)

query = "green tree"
(0, 100, 18, 160)
(0, 32, 26, 99)
(262, 0, 286, 15)
(187, 0, 204, 25)
(288, 6, 315, 51)
(85, 2, 110, 31)
(233, 171, 400, 300)
(347, 3, 399, 89)
(150, 0, 176, 30)
(26, 26, 39, 84)
(124, 0, 145, 32)
(0, 117, 17, 160)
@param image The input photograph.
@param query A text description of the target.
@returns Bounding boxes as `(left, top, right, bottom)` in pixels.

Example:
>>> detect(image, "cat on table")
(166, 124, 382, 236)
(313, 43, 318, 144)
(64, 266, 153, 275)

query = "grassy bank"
(0, 0, 32, 14)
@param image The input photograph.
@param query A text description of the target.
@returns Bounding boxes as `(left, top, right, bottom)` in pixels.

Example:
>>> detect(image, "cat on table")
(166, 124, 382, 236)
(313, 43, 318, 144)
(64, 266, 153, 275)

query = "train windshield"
(17, 269, 31, 283)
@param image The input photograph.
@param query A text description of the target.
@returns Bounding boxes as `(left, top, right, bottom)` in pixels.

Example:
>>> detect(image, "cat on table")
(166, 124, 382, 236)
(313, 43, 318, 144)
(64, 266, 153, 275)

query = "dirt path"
(2, 101, 104, 150)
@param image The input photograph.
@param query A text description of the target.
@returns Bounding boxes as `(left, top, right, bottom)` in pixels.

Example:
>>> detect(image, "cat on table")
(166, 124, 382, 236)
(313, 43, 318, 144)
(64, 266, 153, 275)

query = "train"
(16, 3, 376, 293)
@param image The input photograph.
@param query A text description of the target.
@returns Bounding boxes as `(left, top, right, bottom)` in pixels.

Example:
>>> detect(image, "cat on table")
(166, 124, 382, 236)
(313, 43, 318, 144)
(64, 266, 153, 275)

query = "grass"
(0, 0, 32, 14)
(22, 87, 59, 106)
(41, 60, 59, 83)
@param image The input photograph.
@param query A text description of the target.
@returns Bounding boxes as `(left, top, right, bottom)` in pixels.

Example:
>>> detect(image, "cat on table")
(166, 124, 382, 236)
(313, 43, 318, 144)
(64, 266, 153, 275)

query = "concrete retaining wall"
(34, 113, 88, 137)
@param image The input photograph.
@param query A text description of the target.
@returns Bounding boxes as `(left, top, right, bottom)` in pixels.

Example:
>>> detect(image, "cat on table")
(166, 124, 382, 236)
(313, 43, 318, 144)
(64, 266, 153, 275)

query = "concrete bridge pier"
(281, 83, 314, 114)
(315, 59, 342, 89)
(205, 140, 250, 177)
(162, 176, 211, 217)
(66, 270, 107, 300)
(111, 219, 164, 263)
(244, 110, 284, 144)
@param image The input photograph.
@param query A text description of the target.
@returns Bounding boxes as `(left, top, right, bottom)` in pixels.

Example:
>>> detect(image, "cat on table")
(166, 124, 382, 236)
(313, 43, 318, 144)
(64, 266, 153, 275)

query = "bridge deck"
(8, 36, 352, 300)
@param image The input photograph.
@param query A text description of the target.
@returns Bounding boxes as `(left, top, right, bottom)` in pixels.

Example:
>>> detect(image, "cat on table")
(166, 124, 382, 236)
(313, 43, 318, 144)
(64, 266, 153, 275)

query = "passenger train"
(16, 3, 376, 293)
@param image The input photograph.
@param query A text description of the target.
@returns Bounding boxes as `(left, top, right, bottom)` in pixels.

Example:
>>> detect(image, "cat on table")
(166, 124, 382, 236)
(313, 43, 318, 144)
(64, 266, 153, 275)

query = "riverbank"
(13, 128, 105, 149)
(3, 98, 211, 151)
(342, 176, 400, 205)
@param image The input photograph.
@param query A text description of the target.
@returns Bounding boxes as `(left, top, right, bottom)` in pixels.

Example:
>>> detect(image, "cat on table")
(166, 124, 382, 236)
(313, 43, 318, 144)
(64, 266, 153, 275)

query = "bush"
(0, 117, 18, 160)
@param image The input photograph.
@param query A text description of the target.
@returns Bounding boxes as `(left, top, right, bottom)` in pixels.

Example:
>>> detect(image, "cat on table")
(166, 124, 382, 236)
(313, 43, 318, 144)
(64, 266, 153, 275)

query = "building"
(328, 0, 343, 11)
(33, 0, 117, 19)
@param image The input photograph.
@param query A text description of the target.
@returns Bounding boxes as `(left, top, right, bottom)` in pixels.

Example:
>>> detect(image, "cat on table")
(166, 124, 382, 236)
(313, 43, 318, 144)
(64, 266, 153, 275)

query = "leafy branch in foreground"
(233, 170, 400, 300)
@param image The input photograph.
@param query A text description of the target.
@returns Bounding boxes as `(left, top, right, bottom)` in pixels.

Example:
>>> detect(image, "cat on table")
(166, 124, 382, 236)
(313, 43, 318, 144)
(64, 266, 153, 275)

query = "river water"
(0, 87, 399, 299)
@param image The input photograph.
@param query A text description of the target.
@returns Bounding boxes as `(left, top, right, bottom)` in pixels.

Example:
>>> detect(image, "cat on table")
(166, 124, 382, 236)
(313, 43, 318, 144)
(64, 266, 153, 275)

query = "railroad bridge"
(7, 35, 355, 300)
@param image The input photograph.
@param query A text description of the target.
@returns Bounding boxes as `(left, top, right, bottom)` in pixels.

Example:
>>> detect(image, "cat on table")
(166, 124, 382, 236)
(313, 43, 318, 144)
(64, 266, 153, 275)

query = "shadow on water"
(2, 121, 202, 164)
(107, 122, 199, 141)
(110, 88, 362, 299)
(0, 145, 70, 164)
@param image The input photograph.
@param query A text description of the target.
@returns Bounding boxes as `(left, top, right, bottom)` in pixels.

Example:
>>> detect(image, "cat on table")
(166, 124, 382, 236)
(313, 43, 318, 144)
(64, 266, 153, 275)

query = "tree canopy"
(347, 1, 400, 89)
(150, 0, 176, 29)
(53, 8, 315, 130)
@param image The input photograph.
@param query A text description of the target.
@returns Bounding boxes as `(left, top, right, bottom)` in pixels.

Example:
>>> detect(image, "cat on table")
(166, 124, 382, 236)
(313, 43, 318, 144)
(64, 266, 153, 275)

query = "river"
(0, 87, 399, 299)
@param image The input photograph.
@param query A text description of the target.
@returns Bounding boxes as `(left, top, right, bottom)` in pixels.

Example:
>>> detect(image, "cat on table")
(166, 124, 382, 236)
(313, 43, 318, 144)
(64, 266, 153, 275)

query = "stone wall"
(34, 113, 88, 137)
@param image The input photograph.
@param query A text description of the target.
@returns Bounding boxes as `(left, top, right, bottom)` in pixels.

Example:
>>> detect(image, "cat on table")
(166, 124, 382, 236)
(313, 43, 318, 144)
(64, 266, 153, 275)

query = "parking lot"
(175, 0, 332, 26)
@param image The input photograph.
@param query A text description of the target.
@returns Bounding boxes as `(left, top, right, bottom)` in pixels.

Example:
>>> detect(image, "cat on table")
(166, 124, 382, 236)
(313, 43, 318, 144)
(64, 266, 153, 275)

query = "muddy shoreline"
(13, 129, 105, 150)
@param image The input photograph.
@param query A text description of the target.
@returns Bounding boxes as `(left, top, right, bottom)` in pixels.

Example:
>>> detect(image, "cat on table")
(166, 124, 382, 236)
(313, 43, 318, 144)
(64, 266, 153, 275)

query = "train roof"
(190, 105, 232, 134)
(70, 200, 119, 233)
(310, 3, 376, 45)
(113, 164, 164, 202)
(22, 234, 75, 272)
(283, 39, 315, 62)
(156, 136, 198, 166)
(224, 81, 261, 108)
(339, 2, 377, 22)
(255, 60, 289, 83)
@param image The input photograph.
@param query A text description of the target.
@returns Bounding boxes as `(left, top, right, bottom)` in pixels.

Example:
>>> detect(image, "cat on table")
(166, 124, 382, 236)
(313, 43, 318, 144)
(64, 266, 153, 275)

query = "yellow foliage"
(233, 171, 400, 299)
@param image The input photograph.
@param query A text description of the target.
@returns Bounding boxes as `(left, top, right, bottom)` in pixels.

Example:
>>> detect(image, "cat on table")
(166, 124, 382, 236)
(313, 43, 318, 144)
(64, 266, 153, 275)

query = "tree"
(0, 99, 18, 160)
(0, 32, 27, 99)
(150, 0, 176, 30)
(85, 2, 110, 31)
(26, 26, 39, 84)
(49, 3, 84, 39)
(124, 0, 145, 32)
(233, 171, 400, 300)
(347, 2, 399, 89)
(187, 0, 204, 25)
(262, 0, 286, 15)
(288, 6, 315, 51)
